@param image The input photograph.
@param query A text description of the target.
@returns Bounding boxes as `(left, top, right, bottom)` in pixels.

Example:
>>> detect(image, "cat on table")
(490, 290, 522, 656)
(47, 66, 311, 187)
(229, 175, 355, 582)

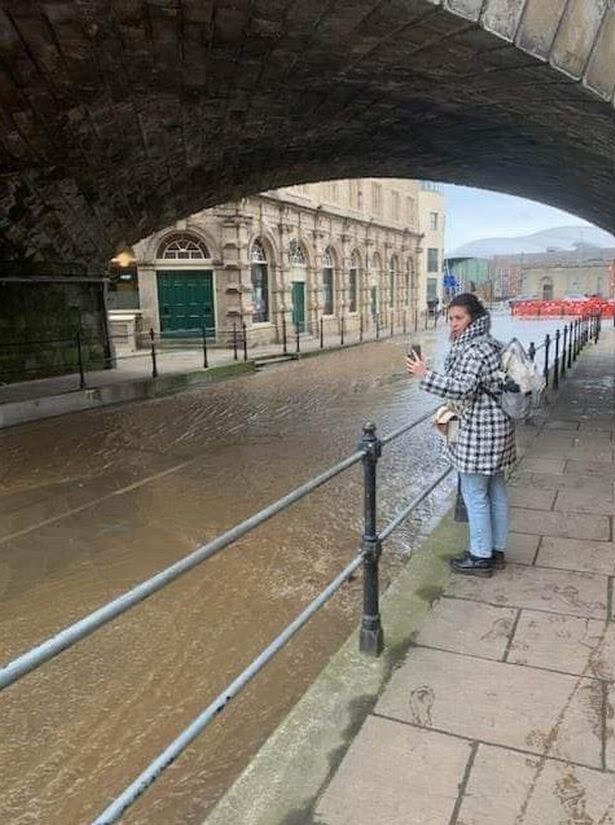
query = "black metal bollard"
(149, 328, 158, 379)
(319, 317, 324, 349)
(544, 333, 551, 387)
(561, 325, 567, 379)
(359, 423, 383, 656)
(295, 325, 300, 354)
(390, 313, 394, 337)
(340, 315, 345, 346)
(567, 323, 573, 369)
(76, 329, 86, 389)
(553, 329, 560, 389)
(528, 341, 536, 362)
(242, 322, 248, 361)
(202, 326, 209, 369)
(282, 315, 288, 355)
(232, 322, 238, 361)
(376, 315, 380, 340)
(359, 314, 364, 342)
(574, 318, 580, 359)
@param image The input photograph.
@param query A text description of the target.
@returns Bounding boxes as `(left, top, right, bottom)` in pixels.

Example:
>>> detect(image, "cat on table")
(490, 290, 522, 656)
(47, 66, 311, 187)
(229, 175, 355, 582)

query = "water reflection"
(0, 316, 565, 824)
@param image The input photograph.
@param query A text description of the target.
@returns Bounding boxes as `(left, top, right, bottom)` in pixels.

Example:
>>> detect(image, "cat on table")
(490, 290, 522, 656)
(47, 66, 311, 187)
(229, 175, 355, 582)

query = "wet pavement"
(315, 327, 615, 825)
(0, 314, 571, 825)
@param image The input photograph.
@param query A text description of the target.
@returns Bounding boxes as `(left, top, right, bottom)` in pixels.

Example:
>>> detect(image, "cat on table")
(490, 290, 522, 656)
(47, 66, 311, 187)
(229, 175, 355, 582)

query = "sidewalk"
(314, 329, 615, 824)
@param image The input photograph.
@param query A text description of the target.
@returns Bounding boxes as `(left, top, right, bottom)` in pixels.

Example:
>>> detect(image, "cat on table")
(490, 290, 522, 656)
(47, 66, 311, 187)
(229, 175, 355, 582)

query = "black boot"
(492, 551, 506, 570)
(449, 553, 494, 578)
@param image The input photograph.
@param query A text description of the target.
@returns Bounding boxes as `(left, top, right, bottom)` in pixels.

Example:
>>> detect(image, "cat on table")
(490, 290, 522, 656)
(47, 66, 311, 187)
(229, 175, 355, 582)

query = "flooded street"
(0, 315, 564, 825)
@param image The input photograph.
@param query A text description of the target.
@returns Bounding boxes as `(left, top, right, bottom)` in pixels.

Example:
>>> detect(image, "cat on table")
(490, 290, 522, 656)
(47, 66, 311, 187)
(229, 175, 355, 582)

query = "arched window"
(158, 235, 210, 260)
(349, 251, 360, 313)
(289, 240, 306, 265)
(251, 241, 269, 322)
(322, 247, 335, 315)
(389, 256, 398, 308)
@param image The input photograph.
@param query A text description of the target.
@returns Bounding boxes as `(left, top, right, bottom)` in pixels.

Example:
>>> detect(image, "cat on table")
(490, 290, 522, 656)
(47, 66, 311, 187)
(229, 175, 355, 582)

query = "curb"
(203, 509, 464, 825)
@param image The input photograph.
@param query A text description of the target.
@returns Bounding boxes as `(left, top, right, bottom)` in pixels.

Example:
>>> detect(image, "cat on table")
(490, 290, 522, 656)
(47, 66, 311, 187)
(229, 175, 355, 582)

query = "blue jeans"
(459, 472, 509, 559)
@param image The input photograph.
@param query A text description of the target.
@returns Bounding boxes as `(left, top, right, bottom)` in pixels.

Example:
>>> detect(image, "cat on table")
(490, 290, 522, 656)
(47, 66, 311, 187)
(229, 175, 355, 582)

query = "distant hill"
(447, 225, 615, 258)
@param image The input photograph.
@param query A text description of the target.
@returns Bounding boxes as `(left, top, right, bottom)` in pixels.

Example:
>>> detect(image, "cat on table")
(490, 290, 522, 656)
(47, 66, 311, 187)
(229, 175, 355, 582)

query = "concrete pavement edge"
(203, 507, 464, 825)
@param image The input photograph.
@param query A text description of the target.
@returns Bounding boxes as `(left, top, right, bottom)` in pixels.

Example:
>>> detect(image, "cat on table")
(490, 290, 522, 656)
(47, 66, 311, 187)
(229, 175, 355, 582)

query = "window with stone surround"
(391, 190, 400, 221)
(427, 248, 439, 273)
(322, 247, 335, 315)
(251, 241, 269, 323)
(371, 182, 382, 216)
(349, 251, 360, 313)
(389, 256, 398, 307)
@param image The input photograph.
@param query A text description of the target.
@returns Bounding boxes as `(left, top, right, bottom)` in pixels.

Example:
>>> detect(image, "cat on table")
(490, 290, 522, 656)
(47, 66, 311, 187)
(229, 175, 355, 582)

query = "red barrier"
(511, 298, 615, 318)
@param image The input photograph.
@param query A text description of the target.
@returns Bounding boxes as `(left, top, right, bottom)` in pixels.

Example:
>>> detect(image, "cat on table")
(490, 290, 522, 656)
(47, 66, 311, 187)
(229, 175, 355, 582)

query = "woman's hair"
(447, 292, 487, 322)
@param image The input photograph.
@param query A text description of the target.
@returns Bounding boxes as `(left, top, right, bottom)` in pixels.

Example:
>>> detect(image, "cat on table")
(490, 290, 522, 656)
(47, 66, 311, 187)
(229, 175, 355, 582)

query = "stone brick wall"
(0, 278, 109, 383)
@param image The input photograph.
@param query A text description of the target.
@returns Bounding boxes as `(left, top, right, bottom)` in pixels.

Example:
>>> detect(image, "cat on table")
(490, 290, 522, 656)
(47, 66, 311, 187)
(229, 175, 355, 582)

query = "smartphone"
(407, 343, 422, 360)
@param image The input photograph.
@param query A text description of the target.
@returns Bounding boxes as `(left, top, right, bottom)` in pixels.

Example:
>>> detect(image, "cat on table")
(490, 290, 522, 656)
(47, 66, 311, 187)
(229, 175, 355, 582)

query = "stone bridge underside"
(1, 0, 615, 262)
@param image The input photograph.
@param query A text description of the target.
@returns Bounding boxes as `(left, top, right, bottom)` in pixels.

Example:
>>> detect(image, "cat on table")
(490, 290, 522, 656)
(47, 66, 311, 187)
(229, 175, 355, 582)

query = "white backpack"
(496, 338, 545, 420)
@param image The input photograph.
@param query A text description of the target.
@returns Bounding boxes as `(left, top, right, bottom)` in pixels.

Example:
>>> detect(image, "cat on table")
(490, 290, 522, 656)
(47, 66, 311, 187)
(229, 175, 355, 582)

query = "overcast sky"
(442, 184, 595, 253)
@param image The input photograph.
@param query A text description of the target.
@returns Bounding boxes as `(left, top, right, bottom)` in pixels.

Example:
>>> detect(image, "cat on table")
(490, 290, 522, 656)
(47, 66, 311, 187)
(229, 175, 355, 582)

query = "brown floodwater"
(0, 316, 563, 824)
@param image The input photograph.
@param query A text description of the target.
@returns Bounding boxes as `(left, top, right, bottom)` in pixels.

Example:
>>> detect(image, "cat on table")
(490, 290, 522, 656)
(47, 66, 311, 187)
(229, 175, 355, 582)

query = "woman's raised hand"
(406, 351, 427, 378)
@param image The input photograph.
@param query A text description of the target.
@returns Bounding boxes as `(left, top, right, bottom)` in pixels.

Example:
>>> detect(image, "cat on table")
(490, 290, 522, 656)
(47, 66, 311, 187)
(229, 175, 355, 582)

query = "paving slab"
(564, 459, 615, 479)
(509, 489, 556, 511)
(519, 457, 566, 474)
(510, 471, 610, 494)
(412, 598, 516, 661)
(553, 489, 615, 516)
(510, 507, 610, 541)
(508, 532, 540, 565)
(536, 536, 615, 576)
(314, 715, 471, 825)
(532, 445, 615, 462)
(507, 610, 615, 680)
(544, 420, 580, 430)
(457, 744, 615, 825)
(375, 648, 604, 768)
(444, 565, 608, 620)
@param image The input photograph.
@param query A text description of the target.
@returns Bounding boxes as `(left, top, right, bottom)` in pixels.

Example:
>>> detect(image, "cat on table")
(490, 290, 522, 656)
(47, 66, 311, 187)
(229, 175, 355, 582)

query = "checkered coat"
(420, 314, 516, 475)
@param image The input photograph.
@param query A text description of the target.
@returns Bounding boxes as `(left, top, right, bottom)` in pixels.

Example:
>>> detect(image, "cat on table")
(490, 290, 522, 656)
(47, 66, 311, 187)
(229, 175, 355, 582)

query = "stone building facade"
(132, 179, 445, 345)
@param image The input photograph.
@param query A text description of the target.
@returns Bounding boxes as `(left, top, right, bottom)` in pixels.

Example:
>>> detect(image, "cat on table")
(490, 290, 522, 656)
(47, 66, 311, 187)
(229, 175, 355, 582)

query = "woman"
(407, 293, 516, 577)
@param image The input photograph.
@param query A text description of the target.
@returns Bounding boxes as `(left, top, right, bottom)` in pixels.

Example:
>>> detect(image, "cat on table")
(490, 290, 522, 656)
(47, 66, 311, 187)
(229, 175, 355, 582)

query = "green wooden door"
(157, 271, 215, 337)
(291, 281, 306, 333)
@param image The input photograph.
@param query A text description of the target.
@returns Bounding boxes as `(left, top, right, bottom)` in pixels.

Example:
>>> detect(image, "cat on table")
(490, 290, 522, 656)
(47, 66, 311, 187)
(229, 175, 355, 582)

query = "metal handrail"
(92, 553, 365, 825)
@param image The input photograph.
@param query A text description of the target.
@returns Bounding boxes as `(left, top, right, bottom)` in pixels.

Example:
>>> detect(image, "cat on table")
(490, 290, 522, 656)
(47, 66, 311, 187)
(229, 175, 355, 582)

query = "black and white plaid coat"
(420, 314, 516, 475)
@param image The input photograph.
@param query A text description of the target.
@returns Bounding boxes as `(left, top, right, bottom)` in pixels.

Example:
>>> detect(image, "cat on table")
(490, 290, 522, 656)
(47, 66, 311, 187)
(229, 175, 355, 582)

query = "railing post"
(359, 422, 383, 656)
(149, 328, 158, 379)
(543, 333, 551, 387)
(574, 318, 579, 359)
(359, 314, 364, 342)
(282, 315, 288, 355)
(528, 341, 536, 362)
(242, 322, 248, 362)
(561, 325, 567, 380)
(232, 322, 238, 361)
(340, 314, 345, 346)
(295, 324, 300, 354)
(553, 329, 560, 389)
(319, 317, 324, 349)
(567, 323, 572, 369)
(76, 329, 86, 389)
(376, 315, 380, 340)
(202, 325, 209, 369)
(594, 313, 601, 344)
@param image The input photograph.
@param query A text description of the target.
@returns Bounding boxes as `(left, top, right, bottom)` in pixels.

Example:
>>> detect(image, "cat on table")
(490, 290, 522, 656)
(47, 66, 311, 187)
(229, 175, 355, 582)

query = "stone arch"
(2, 1, 615, 260)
